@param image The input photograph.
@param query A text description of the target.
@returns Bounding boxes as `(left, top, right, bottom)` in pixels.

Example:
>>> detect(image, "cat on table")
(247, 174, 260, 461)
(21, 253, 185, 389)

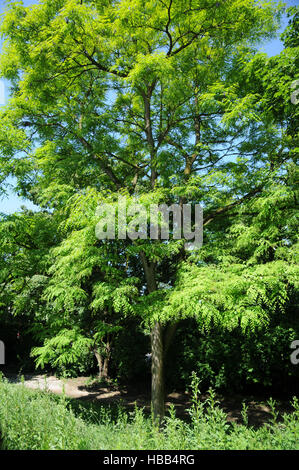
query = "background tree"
(0, 209, 57, 367)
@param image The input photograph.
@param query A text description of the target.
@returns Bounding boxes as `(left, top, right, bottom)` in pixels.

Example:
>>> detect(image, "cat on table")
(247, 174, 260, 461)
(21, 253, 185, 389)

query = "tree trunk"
(102, 356, 109, 379)
(140, 251, 165, 423)
(151, 321, 165, 423)
(140, 81, 165, 423)
(94, 344, 110, 380)
(94, 348, 103, 378)
(102, 339, 111, 380)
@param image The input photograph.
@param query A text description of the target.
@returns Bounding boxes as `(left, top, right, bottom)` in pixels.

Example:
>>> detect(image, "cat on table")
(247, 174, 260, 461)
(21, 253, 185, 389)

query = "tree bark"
(94, 348, 103, 378)
(94, 341, 110, 380)
(140, 81, 166, 423)
(102, 356, 109, 380)
(151, 321, 165, 422)
(140, 251, 165, 423)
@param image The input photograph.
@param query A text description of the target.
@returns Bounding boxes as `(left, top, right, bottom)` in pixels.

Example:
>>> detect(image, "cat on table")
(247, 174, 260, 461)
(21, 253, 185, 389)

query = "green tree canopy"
(0, 0, 297, 421)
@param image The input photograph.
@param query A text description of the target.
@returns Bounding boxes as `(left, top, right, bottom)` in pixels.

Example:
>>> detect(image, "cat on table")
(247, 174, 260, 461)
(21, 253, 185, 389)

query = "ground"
(3, 372, 294, 427)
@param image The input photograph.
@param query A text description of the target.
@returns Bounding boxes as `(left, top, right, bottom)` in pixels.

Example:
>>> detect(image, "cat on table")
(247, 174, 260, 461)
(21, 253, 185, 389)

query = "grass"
(0, 373, 298, 450)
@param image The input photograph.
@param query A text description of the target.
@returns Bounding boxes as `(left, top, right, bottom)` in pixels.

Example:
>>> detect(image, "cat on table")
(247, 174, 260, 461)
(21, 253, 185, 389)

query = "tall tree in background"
(1, 0, 297, 422)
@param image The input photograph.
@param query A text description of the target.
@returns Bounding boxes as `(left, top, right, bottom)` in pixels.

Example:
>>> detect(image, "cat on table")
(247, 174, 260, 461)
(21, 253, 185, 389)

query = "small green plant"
(241, 402, 249, 426)
(267, 398, 279, 425)
(187, 371, 204, 424)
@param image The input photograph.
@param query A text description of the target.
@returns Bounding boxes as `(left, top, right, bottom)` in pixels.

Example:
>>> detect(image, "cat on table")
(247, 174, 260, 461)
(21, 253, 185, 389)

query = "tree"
(0, 209, 58, 366)
(31, 198, 139, 379)
(0, 0, 291, 422)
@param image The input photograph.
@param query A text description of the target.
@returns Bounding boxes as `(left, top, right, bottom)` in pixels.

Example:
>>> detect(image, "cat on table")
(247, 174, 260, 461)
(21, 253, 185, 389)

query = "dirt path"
(3, 373, 294, 427)
(5, 373, 90, 397)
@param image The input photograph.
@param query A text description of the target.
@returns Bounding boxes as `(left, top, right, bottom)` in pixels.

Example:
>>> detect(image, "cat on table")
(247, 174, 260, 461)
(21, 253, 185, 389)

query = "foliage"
(166, 315, 299, 393)
(0, 375, 298, 450)
(0, 0, 298, 418)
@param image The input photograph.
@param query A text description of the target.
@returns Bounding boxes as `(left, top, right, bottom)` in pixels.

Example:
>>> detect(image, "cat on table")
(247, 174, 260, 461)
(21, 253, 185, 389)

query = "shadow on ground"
(3, 372, 295, 428)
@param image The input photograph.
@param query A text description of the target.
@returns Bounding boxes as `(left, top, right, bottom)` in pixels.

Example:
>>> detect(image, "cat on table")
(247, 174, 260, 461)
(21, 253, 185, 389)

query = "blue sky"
(0, 0, 297, 214)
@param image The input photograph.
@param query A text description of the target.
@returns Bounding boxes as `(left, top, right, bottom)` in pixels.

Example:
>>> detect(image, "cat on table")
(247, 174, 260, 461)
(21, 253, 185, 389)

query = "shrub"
(166, 316, 299, 395)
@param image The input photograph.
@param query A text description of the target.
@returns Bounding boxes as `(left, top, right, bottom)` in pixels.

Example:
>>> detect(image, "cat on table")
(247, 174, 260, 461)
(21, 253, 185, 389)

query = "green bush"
(0, 374, 298, 450)
(166, 315, 299, 394)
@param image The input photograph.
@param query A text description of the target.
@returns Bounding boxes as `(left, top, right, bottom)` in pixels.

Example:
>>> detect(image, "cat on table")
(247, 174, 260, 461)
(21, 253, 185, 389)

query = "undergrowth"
(0, 373, 298, 450)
